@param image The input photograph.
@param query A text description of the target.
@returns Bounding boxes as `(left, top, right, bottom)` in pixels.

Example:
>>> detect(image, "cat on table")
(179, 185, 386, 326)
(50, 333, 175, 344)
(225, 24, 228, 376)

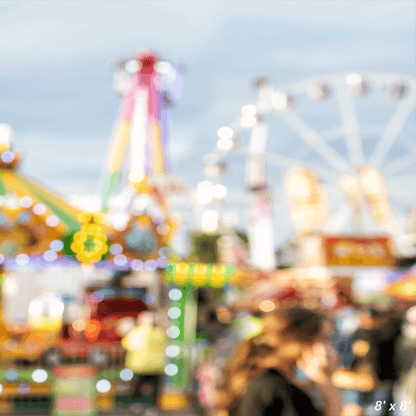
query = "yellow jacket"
(122, 326, 167, 374)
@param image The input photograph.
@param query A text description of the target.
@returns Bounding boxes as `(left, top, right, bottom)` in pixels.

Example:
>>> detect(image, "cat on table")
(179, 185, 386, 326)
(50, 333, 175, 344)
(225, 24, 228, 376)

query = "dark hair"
(111, 269, 132, 288)
(215, 307, 324, 414)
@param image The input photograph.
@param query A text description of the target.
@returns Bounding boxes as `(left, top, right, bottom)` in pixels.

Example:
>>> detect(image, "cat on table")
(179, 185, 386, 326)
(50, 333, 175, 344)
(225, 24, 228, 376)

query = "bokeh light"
(169, 288, 182, 301)
(165, 345, 180, 358)
(131, 259, 144, 271)
(50, 240, 64, 252)
(32, 369, 48, 383)
(168, 307, 181, 320)
(119, 368, 134, 381)
(96, 379, 111, 393)
(164, 363, 179, 376)
(167, 326, 180, 339)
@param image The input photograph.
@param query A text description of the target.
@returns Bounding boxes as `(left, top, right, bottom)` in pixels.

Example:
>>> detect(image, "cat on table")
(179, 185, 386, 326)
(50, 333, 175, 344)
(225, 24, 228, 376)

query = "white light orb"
(46, 215, 60, 227)
(110, 244, 123, 255)
(43, 250, 57, 262)
(119, 368, 134, 382)
(125, 60, 141, 73)
(196, 191, 213, 205)
(50, 240, 64, 252)
(0, 196, 4, 206)
(168, 288, 182, 301)
(20, 196, 34, 208)
(165, 345, 180, 358)
(33, 204, 47, 216)
(241, 104, 257, 117)
(2, 276, 17, 296)
(96, 379, 111, 393)
(131, 259, 144, 271)
(0, 383, 2, 394)
(1, 151, 14, 163)
(167, 326, 180, 339)
(202, 210, 219, 232)
(164, 363, 178, 376)
(156, 257, 169, 268)
(28, 300, 43, 317)
(155, 61, 172, 75)
(346, 73, 362, 85)
(129, 172, 145, 183)
(114, 255, 128, 266)
(217, 137, 233, 151)
(0, 124, 11, 144)
(197, 181, 213, 192)
(109, 211, 130, 230)
(32, 369, 48, 383)
(213, 184, 227, 199)
(196, 181, 214, 204)
(144, 260, 158, 271)
(5, 195, 19, 208)
(217, 127, 234, 140)
(49, 300, 64, 317)
(272, 92, 289, 111)
(240, 115, 257, 128)
(168, 307, 181, 320)
(16, 254, 30, 266)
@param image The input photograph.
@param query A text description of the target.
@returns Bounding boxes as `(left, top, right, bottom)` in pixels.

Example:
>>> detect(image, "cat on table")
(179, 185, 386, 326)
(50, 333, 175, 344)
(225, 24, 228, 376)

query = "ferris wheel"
(199, 72, 416, 264)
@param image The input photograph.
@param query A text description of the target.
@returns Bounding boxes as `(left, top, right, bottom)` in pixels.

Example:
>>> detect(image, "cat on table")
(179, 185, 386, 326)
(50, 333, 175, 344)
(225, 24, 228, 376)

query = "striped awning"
(0, 169, 82, 234)
(0, 169, 83, 258)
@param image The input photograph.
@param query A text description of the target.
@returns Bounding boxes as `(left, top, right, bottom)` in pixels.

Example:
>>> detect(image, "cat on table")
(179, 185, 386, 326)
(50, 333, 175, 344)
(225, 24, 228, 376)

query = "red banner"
(324, 236, 395, 267)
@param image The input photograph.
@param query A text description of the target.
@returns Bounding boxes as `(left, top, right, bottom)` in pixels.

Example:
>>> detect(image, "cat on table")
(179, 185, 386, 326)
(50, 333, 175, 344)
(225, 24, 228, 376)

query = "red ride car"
(43, 286, 149, 368)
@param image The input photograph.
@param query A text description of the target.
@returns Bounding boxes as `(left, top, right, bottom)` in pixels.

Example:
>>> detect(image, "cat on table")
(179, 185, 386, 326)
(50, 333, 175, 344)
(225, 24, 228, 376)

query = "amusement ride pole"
(246, 78, 276, 271)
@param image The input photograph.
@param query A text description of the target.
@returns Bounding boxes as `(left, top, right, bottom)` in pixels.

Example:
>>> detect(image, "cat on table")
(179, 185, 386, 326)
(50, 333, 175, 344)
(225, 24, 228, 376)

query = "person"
(347, 307, 403, 416)
(121, 311, 167, 415)
(214, 306, 342, 416)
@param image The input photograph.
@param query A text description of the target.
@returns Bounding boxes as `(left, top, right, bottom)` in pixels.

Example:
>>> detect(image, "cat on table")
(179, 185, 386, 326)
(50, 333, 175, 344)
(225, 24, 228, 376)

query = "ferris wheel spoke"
(335, 84, 365, 165)
(264, 152, 337, 182)
(368, 96, 416, 167)
(276, 111, 351, 172)
(383, 152, 416, 176)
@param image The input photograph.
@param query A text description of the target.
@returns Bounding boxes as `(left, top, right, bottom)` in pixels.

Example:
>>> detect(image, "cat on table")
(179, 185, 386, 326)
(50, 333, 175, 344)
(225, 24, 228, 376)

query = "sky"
(0, 0, 415, 248)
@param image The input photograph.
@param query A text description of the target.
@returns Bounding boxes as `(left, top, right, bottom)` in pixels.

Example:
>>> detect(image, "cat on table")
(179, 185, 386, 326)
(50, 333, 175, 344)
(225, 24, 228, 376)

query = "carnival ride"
(198, 73, 416, 267)
(0, 125, 83, 265)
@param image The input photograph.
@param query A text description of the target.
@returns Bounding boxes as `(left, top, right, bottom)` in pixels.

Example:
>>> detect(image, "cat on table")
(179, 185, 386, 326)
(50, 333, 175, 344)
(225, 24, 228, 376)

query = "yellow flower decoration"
(78, 212, 105, 225)
(133, 176, 153, 194)
(71, 223, 108, 264)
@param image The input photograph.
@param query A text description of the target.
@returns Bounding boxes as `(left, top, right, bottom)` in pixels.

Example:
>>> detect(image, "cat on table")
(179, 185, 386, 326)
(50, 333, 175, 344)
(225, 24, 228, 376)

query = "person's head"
(352, 340, 371, 357)
(215, 307, 326, 414)
(358, 307, 383, 329)
(137, 311, 155, 327)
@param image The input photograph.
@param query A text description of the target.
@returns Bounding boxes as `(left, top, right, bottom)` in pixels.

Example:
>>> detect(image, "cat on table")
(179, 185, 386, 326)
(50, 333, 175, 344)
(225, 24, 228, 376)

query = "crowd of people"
(194, 288, 416, 416)
(118, 285, 416, 416)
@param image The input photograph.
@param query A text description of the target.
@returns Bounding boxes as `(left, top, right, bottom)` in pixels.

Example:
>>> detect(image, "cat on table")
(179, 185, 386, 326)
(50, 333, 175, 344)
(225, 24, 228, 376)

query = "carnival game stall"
(294, 233, 397, 306)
